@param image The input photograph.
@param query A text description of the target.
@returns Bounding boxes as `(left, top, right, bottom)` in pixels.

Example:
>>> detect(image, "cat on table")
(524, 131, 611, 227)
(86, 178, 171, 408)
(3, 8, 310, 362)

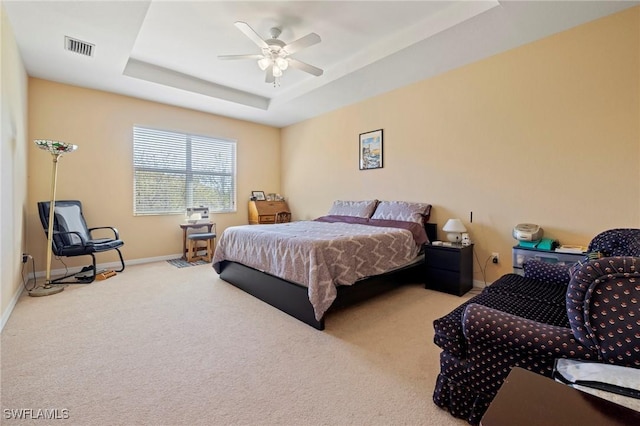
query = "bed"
(212, 200, 434, 329)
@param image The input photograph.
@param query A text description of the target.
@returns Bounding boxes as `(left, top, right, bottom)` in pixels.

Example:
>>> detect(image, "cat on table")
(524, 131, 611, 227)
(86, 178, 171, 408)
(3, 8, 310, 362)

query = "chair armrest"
(462, 303, 593, 358)
(88, 226, 120, 239)
(567, 256, 640, 361)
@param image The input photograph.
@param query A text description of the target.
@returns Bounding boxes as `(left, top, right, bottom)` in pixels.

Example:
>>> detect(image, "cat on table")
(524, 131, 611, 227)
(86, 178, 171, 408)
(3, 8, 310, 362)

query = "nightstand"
(424, 243, 473, 296)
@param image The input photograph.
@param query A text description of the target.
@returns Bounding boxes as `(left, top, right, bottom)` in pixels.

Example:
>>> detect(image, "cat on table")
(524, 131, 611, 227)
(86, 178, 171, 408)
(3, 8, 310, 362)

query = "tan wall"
(281, 7, 640, 283)
(1, 5, 29, 324)
(27, 80, 281, 271)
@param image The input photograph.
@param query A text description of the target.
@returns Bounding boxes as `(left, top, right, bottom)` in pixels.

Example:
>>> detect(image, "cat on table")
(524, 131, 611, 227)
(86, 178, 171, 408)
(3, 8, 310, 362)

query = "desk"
(248, 200, 290, 224)
(179, 222, 215, 260)
(480, 367, 640, 426)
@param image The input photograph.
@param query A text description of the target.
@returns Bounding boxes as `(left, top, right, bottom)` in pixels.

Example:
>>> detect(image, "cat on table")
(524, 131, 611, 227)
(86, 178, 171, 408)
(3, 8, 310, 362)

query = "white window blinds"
(133, 126, 236, 215)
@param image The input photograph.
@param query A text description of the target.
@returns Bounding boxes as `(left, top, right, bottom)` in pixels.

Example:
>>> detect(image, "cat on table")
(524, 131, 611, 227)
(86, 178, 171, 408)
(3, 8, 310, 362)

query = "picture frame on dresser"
(359, 129, 383, 170)
(251, 191, 266, 201)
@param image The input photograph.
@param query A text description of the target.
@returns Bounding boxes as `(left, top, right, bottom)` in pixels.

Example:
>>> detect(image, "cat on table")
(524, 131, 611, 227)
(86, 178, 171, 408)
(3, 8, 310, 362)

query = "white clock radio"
(512, 223, 543, 241)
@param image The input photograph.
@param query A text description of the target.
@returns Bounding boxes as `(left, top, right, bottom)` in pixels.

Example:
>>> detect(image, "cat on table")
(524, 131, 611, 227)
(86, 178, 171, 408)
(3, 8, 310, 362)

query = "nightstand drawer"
(425, 268, 471, 296)
(425, 247, 461, 271)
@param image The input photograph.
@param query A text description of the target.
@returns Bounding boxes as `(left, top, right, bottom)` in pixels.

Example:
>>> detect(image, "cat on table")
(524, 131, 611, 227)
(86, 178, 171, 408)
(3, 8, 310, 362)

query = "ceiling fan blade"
(288, 58, 323, 76)
(218, 54, 264, 60)
(234, 21, 268, 49)
(265, 65, 275, 83)
(283, 33, 321, 54)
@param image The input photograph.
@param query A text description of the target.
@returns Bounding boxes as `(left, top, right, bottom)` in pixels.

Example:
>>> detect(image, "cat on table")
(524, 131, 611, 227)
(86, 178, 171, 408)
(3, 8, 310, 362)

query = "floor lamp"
(29, 139, 78, 297)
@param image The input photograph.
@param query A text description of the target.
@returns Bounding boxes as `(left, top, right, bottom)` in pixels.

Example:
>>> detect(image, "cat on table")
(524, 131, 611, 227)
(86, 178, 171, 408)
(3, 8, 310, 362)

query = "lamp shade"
(275, 57, 288, 70)
(34, 139, 78, 155)
(443, 218, 467, 243)
(257, 57, 271, 71)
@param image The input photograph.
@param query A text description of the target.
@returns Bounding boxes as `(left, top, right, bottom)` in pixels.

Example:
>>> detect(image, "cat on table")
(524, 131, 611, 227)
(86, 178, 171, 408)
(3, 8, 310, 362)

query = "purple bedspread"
(212, 218, 423, 320)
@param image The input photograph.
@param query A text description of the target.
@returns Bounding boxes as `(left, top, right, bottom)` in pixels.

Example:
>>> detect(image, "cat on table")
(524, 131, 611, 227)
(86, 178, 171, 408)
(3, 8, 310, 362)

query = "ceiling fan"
(218, 21, 323, 85)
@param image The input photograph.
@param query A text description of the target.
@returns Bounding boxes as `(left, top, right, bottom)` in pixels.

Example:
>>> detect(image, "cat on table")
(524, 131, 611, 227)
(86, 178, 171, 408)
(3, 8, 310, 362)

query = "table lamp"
(443, 218, 467, 243)
(30, 139, 78, 297)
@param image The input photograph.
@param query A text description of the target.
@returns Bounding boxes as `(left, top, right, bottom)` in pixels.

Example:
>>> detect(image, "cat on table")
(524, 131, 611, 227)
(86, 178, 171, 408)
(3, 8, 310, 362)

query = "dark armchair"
(37, 200, 125, 283)
(432, 228, 640, 424)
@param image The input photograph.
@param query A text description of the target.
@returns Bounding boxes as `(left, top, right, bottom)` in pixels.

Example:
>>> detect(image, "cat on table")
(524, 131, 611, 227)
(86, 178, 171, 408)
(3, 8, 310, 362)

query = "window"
(133, 126, 236, 215)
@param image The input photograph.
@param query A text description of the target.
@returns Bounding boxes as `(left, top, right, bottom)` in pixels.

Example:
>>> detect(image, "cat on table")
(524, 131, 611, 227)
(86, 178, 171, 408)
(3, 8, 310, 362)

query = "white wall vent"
(64, 36, 94, 57)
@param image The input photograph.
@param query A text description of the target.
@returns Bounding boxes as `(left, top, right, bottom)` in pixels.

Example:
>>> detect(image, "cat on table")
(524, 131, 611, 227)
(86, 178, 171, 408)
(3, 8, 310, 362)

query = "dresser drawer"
(258, 215, 275, 224)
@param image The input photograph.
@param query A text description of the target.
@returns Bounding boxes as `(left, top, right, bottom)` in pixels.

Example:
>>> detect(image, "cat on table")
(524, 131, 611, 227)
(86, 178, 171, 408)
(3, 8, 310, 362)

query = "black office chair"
(37, 200, 125, 283)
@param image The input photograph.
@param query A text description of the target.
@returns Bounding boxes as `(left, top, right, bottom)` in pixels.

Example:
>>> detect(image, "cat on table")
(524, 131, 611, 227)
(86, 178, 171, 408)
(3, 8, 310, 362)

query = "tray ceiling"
(4, 1, 637, 127)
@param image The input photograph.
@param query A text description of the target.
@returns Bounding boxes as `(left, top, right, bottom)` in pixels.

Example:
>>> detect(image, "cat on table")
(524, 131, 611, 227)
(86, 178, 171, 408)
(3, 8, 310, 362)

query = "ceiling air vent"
(64, 36, 94, 57)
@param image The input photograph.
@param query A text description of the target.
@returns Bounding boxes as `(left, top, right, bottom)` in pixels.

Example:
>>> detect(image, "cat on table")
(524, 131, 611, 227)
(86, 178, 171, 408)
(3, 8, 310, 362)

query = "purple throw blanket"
(314, 215, 429, 245)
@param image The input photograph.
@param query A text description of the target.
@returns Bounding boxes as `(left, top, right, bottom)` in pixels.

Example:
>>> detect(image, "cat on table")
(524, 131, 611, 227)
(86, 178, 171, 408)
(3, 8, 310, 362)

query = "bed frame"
(218, 223, 437, 330)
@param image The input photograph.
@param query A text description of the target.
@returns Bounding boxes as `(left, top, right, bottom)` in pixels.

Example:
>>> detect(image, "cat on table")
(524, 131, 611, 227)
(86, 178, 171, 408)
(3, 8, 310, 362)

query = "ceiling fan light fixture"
(257, 57, 271, 71)
(275, 57, 288, 70)
(272, 66, 283, 78)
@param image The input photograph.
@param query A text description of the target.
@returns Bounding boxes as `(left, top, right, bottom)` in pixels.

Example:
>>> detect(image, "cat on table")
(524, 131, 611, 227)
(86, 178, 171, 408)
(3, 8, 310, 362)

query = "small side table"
(424, 243, 473, 296)
(481, 367, 640, 426)
(180, 222, 216, 261)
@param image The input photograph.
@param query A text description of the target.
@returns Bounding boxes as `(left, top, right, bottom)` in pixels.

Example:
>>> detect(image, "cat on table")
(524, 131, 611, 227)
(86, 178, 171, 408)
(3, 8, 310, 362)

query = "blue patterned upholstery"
(566, 256, 640, 363)
(432, 229, 640, 424)
(588, 228, 640, 257)
(523, 259, 572, 284)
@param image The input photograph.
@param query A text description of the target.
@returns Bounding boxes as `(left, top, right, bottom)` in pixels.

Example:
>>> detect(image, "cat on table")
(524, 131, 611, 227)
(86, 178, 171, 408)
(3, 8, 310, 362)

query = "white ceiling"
(4, 1, 638, 128)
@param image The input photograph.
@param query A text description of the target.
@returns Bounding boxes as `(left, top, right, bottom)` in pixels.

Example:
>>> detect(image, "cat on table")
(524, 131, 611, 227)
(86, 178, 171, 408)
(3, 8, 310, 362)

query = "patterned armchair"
(432, 228, 640, 424)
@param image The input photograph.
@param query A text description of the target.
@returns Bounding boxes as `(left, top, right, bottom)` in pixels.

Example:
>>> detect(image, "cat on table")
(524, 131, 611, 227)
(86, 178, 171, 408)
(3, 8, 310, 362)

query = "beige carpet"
(1, 261, 474, 425)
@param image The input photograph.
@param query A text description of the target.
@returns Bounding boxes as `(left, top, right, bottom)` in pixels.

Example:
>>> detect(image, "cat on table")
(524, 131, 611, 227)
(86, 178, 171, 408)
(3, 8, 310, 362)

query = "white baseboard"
(3, 256, 486, 333)
(1, 254, 183, 333)
(473, 279, 491, 288)
(31, 253, 183, 278)
(1, 282, 25, 332)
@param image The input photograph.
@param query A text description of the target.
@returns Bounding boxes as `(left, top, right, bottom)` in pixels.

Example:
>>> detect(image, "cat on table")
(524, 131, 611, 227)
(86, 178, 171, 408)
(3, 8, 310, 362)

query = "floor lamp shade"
(442, 218, 467, 243)
(31, 140, 78, 297)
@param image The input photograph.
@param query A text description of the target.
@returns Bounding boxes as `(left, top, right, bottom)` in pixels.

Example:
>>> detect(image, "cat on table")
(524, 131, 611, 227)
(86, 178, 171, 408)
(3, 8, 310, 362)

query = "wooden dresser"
(248, 200, 290, 224)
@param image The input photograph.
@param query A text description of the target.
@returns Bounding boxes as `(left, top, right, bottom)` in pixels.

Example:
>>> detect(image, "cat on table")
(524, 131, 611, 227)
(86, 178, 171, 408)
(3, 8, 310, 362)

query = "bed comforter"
(212, 218, 424, 320)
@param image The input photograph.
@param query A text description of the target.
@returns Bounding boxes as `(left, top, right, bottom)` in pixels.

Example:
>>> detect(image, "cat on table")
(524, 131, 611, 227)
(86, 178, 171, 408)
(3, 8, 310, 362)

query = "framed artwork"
(251, 191, 266, 201)
(359, 129, 383, 170)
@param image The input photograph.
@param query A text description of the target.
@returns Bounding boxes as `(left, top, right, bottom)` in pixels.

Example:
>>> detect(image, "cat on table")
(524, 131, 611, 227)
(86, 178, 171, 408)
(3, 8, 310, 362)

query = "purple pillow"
(327, 200, 378, 218)
(370, 201, 431, 224)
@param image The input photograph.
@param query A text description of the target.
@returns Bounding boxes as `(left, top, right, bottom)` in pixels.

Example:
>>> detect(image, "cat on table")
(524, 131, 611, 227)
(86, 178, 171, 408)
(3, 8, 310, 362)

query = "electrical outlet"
(22, 253, 29, 263)
(491, 252, 499, 264)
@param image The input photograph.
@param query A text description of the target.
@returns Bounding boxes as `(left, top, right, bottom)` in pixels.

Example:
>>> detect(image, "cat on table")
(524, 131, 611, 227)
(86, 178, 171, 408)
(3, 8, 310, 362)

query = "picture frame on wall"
(251, 191, 266, 201)
(359, 129, 383, 170)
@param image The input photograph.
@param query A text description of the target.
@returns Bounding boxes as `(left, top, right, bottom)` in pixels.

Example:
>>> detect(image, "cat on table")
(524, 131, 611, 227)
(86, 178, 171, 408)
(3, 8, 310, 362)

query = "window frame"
(132, 125, 237, 216)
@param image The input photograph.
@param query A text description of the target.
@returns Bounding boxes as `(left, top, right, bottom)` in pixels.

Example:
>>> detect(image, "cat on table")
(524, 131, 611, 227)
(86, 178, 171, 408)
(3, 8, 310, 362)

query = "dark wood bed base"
(217, 223, 437, 330)
(218, 259, 423, 330)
